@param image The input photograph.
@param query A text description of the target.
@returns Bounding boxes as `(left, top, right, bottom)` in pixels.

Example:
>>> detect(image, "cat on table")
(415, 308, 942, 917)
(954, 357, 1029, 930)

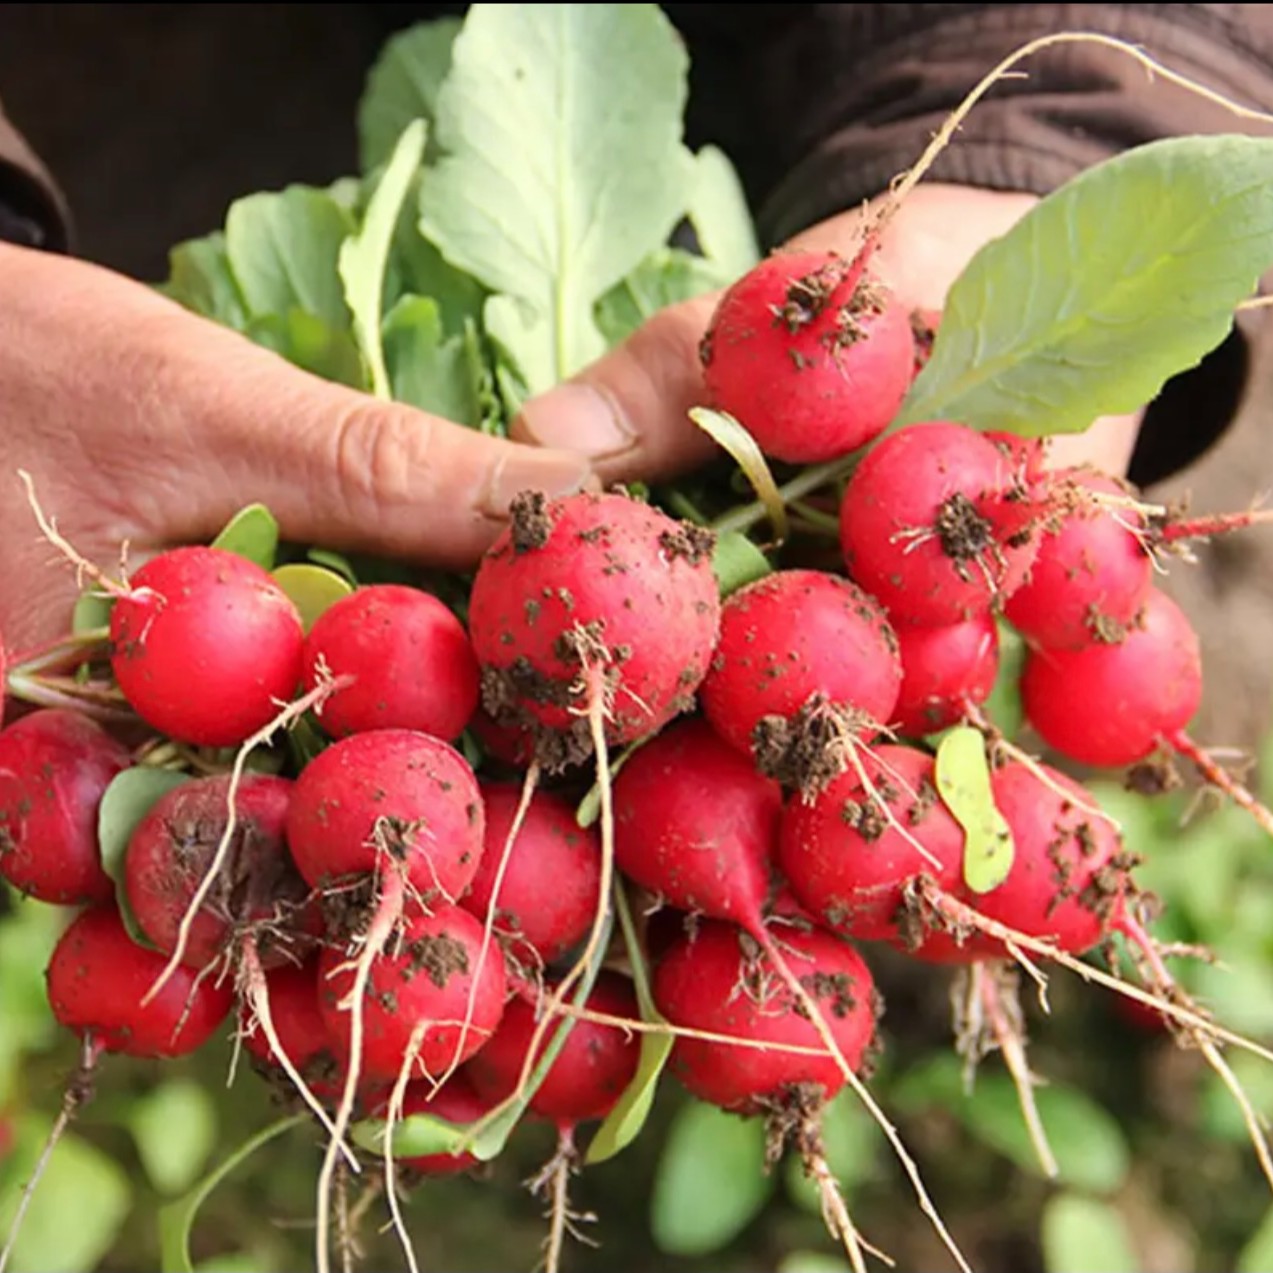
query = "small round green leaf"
(128, 1079, 218, 1195)
(271, 563, 355, 633)
(935, 725, 1014, 893)
(1041, 1194, 1139, 1273)
(210, 504, 280, 570)
(712, 530, 772, 599)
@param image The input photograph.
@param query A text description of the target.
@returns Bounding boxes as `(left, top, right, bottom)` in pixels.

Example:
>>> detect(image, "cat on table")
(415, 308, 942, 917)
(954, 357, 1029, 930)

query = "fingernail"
(512, 382, 638, 460)
(478, 449, 599, 522)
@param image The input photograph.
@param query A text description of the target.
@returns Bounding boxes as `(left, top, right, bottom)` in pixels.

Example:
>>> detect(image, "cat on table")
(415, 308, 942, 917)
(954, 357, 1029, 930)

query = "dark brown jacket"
(4, 3, 1273, 482)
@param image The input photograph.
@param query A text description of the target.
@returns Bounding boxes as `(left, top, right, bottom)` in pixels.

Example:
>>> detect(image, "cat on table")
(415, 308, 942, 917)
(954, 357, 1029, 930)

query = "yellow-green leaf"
(270, 564, 354, 634)
(935, 725, 1014, 893)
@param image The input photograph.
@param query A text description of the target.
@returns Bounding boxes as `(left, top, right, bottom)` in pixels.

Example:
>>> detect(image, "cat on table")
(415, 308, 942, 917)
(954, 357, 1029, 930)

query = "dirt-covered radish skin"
(303, 585, 480, 741)
(701, 250, 915, 464)
(1020, 588, 1202, 767)
(1005, 468, 1153, 649)
(286, 728, 485, 902)
(109, 546, 305, 747)
(464, 972, 640, 1126)
(239, 960, 342, 1098)
(124, 773, 317, 971)
(612, 717, 783, 925)
(839, 421, 1041, 627)
(699, 570, 901, 788)
(891, 615, 999, 737)
(653, 919, 878, 1114)
(46, 906, 233, 1057)
(467, 491, 721, 766)
(319, 901, 507, 1083)
(461, 783, 600, 968)
(0, 709, 129, 904)
(779, 744, 969, 947)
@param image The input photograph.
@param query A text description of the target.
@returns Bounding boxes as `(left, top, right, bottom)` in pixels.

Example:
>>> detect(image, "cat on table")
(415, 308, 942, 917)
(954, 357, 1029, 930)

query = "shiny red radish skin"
(891, 614, 999, 737)
(702, 250, 915, 464)
(700, 570, 902, 759)
(240, 960, 342, 1099)
(46, 906, 233, 1058)
(1020, 589, 1201, 768)
(0, 708, 128, 904)
(462, 783, 601, 966)
(109, 546, 305, 747)
(653, 919, 877, 1114)
(303, 584, 479, 741)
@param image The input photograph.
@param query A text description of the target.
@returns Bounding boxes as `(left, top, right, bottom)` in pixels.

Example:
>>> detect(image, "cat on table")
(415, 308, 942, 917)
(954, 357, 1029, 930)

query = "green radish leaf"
(340, 120, 428, 398)
(383, 295, 483, 426)
(0, 895, 65, 1105)
(689, 408, 788, 542)
(357, 17, 461, 172)
(595, 247, 726, 346)
(325, 175, 364, 213)
(209, 504, 279, 570)
(352, 1109, 469, 1160)
(270, 564, 354, 634)
(98, 767, 193, 947)
(71, 590, 114, 635)
(246, 310, 366, 389)
(0, 1116, 132, 1273)
(712, 531, 772, 599)
(419, 3, 695, 388)
(192, 1253, 271, 1273)
(779, 1255, 853, 1273)
(687, 145, 759, 280)
(226, 187, 355, 328)
(285, 713, 330, 772)
(1238, 1204, 1273, 1273)
(650, 1102, 773, 1255)
(388, 199, 488, 334)
(898, 135, 1273, 435)
(575, 738, 648, 829)
(128, 1079, 218, 1196)
(935, 725, 1014, 893)
(305, 548, 359, 587)
(1040, 1194, 1140, 1273)
(163, 233, 248, 328)
(158, 1115, 306, 1273)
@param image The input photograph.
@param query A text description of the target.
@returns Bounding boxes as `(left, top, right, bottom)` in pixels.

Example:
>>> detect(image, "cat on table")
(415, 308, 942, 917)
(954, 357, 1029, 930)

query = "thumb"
(509, 292, 722, 485)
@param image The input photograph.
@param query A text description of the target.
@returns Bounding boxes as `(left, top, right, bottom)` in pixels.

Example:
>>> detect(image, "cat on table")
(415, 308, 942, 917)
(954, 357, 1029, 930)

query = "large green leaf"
(164, 233, 248, 329)
(382, 296, 484, 426)
(1040, 1194, 1140, 1273)
(419, 3, 695, 388)
(245, 311, 365, 389)
(595, 247, 726, 346)
(128, 1079, 218, 1196)
(898, 136, 1273, 435)
(687, 145, 759, 281)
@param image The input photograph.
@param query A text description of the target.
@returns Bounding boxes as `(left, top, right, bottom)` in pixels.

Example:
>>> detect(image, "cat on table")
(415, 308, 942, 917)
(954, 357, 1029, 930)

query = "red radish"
(286, 728, 484, 901)
(375, 1078, 491, 1176)
(46, 905, 232, 1057)
(464, 972, 640, 1126)
(977, 760, 1131, 954)
(462, 783, 600, 968)
(612, 717, 782, 925)
(467, 491, 721, 762)
(891, 615, 999, 737)
(985, 432, 1049, 488)
(240, 960, 338, 1089)
(1005, 468, 1153, 649)
(303, 585, 479, 741)
(0, 709, 128, 904)
(109, 546, 305, 747)
(318, 901, 507, 1083)
(839, 421, 1041, 626)
(699, 570, 901, 786)
(702, 250, 915, 464)
(1020, 588, 1201, 768)
(469, 708, 535, 770)
(124, 773, 317, 971)
(779, 744, 973, 948)
(652, 919, 877, 1113)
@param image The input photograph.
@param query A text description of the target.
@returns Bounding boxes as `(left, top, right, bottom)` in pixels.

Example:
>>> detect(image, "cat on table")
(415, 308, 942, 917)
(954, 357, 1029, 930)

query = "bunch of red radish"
(0, 246, 1263, 1268)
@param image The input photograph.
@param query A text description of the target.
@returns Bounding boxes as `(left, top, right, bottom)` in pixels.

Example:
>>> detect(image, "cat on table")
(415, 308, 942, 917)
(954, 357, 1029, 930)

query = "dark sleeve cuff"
(0, 100, 70, 251)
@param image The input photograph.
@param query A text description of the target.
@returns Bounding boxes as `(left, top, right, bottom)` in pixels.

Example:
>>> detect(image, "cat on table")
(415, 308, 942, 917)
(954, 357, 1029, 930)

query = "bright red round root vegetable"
(318, 901, 507, 1084)
(0, 708, 128, 904)
(46, 905, 233, 1058)
(1020, 588, 1202, 768)
(779, 744, 970, 947)
(461, 782, 601, 967)
(467, 491, 721, 764)
(652, 919, 878, 1114)
(109, 546, 305, 747)
(701, 250, 915, 464)
(891, 614, 999, 737)
(286, 728, 484, 902)
(612, 717, 782, 926)
(839, 421, 1040, 627)
(303, 584, 479, 741)
(239, 960, 343, 1097)
(124, 773, 317, 972)
(1005, 468, 1153, 650)
(375, 1077, 492, 1176)
(699, 570, 901, 786)
(464, 972, 640, 1127)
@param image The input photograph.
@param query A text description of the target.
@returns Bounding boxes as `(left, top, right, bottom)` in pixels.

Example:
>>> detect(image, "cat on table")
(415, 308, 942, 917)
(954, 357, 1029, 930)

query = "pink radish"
(891, 615, 999, 737)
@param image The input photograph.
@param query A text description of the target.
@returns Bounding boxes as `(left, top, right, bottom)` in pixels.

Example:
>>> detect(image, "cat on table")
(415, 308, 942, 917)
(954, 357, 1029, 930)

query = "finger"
(509, 292, 721, 485)
(157, 328, 598, 569)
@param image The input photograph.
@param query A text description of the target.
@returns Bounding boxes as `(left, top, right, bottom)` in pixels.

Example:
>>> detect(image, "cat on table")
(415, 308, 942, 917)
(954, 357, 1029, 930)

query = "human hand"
(512, 182, 1143, 483)
(0, 243, 598, 654)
